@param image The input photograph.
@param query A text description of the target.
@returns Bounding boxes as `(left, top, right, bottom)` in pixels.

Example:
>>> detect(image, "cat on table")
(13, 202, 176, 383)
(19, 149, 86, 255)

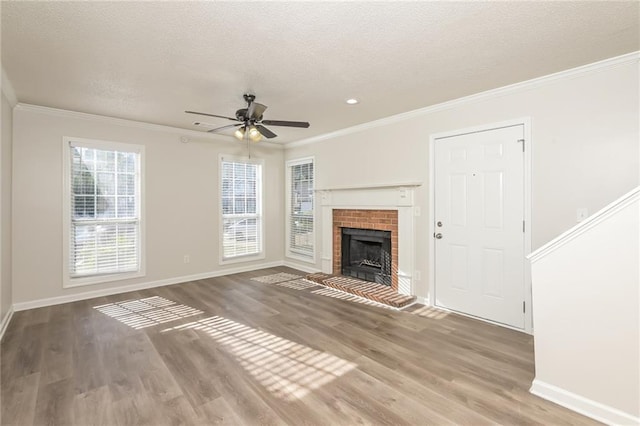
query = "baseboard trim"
(0, 307, 15, 341)
(530, 379, 639, 425)
(416, 296, 429, 305)
(12, 261, 285, 311)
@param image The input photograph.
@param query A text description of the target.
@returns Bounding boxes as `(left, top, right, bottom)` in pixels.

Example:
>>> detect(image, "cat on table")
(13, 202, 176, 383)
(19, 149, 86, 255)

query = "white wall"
(6, 55, 640, 308)
(11, 107, 284, 305)
(284, 56, 640, 301)
(1, 90, 14, 323)
(529, 189, 639, 423)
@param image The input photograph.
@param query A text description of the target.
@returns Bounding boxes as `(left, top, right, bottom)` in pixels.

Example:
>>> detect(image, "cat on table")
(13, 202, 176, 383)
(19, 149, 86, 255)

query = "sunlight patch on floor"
(311, 287, 393, 309)
(274, 279, 320, 291)
(250, 272, 303, 284)
(409, 305, 450, 319)
(94, 296, 204, 329)
(162, 316, 357, 401)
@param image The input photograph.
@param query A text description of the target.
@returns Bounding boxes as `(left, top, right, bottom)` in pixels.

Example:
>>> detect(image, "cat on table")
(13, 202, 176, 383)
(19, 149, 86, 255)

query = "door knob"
(435, 233, 443, 239)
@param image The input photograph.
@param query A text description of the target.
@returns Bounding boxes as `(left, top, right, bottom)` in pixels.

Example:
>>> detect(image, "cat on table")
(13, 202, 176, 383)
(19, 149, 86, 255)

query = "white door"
(434, 125, 525, 328)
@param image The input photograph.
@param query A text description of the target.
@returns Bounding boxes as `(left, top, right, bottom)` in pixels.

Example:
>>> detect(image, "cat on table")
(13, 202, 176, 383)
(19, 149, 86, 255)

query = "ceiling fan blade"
(261, 120, 310, 128)
(247, 102, 267, 120)
(255, 124, 277, 139)
(207, 123, 242, 133)
(185, 110, 238, 121)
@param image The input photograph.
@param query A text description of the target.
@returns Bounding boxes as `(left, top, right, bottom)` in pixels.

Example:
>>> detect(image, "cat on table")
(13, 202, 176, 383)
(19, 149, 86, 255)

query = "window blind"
(69, 144, 140, 277)
(288, 160, 314, 257)
(221, 159, 262, 259)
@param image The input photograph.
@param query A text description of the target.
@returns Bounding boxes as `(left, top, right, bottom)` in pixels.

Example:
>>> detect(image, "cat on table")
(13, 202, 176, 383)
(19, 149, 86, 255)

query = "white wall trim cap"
(1, 67, 18, 107)
(12, 261, 284, 311)
(286, 51, 640, 149)
(530, 379, 640, 425)
(0, 307, 15, 342)
(528, 186, 640, 263)
(13, 103, 284, 149)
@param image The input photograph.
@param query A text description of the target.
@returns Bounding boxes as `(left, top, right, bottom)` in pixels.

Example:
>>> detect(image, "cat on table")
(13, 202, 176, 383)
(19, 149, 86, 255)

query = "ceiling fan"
(185, 94, 310, 142)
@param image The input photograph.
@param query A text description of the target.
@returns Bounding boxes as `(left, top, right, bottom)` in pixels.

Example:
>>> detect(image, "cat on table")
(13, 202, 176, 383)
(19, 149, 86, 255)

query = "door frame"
(428, 118, 533, 334)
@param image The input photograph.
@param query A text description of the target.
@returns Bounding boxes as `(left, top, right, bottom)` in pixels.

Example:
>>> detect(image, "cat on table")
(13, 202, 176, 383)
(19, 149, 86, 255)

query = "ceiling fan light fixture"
(248, 126, 262, 142)
(234, 127, 245, 140)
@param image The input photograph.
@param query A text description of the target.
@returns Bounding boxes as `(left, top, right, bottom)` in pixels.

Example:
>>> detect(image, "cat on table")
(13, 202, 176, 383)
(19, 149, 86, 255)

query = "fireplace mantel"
(315, 181, 422, 192)
(320, 185, 418, 296)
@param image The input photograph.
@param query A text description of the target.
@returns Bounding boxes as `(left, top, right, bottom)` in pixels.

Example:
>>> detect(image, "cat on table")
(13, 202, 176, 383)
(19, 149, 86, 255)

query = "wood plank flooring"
(1, 267, 599, 425)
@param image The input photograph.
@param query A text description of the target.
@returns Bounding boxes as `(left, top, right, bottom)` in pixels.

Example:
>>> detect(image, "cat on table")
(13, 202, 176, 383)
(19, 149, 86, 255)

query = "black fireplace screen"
(341, 227, 392, 286)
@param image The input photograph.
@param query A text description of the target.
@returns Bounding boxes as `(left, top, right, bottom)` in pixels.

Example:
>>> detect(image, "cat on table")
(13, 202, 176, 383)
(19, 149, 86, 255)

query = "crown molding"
(13, 103, 284, 149)
(1, 68, 18, 107)
(286, 51, 640, 149)
(9, 51, 638, 151)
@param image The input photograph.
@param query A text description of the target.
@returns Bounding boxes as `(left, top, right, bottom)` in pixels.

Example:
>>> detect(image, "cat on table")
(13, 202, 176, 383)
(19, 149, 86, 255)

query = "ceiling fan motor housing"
(235, 108, 263, 122)
(235, 108, 248, 122)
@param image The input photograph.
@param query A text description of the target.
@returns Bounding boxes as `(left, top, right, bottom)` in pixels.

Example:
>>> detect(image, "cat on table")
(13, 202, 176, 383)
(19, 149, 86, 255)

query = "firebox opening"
(341, 227, 392, 286)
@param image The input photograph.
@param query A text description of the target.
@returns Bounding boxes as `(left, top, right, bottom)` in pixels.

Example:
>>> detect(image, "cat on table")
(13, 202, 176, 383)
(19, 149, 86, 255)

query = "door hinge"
(518, 138, 525, 152)
(523, 220, 525, 232)
(523, 301, 526, 313)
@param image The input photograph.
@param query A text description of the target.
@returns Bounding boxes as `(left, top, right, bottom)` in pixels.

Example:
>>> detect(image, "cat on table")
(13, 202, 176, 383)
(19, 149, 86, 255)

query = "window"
(63, 138, 144, 287)
(220, 156, 263, 261)
(286, 158, 314, 260)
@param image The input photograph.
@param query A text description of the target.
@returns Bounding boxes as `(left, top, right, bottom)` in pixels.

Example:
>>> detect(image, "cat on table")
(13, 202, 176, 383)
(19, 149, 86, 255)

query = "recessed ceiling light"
(346, 98, 359, 105)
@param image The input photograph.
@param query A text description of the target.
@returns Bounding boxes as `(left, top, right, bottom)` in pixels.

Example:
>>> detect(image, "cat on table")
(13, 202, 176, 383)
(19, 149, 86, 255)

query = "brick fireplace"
(333, 209, 399, 292)
(318, 184, 419, 297)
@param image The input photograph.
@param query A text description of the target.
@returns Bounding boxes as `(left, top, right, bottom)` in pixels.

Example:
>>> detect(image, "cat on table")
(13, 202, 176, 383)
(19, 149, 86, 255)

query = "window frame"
(285, 156, 315, 263)
(62, 137, 145, 288)
(219, 154, 265, 264)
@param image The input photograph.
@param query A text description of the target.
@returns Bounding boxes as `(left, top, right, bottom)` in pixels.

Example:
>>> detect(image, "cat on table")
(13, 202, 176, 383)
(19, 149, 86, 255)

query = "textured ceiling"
(2, 1, 638, 144)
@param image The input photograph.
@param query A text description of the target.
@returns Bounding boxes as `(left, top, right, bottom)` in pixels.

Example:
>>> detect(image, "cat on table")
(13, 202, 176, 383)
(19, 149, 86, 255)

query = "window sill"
(219, 252, 266, 266)
(63, 270, 145, 289)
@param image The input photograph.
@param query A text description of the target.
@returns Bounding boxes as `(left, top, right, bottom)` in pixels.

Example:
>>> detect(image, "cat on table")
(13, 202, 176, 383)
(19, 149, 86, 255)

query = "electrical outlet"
(183, 255, 190, 264)
(415, 270, 421, 281)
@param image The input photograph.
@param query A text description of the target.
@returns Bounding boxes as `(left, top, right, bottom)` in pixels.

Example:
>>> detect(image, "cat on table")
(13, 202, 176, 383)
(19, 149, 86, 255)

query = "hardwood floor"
(1, 267, 598, 425)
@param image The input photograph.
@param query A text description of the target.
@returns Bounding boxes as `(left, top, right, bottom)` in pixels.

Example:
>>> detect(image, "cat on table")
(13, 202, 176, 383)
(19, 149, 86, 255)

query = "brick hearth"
(332, 209, 399, 292)
(306, 272, 416, 309)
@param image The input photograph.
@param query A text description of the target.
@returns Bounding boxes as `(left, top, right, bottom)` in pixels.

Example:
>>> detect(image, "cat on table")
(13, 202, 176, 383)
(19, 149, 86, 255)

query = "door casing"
(428, 118, 533, 334)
